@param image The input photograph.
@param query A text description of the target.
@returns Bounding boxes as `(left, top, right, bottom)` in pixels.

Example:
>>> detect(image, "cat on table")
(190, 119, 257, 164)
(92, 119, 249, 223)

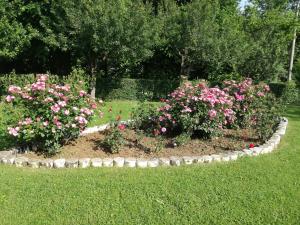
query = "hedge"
(0, 73, 62, 96)
(269, 81, 299, 104)
(96, 78, 180, 101)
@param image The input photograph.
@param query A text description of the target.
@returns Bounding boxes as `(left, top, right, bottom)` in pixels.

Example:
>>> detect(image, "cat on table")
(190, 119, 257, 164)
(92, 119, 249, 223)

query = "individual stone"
(40, 159, 53, 168)
(235, 151, 246, 157)
(6, 156, 16, 165)
(229, 152, 238, 161)
(243, 149, 253, 156)
(113, 157, 125, 167)
(0, 151, 14, 158)
(251, 147, 262, 156)
(91, 158, 102, 167)
(221, 154, 231, 162)
(193, 156, 205, 163)
(102, 158, 113, 167)
(148, 158, 159, 167)
(28, 159, 40, 168)
(136, 159, 148, 168)
(203, 155, 213, 163)
(53, 159, 65, 168)
(159, 158, 170, 166)
(14, 157, 28, 167)
(170, 156, 181, 166)
(65, 159, 79, 168)
(124, 158, 136, 167)
(211, 154, 221, 162)
(182, 156, 193, 165)
(79, 158, 91, 168)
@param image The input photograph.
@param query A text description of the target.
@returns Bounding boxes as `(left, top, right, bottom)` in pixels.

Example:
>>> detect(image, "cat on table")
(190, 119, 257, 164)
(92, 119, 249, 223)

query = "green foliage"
(130, 102, 160, 135)
(172, 133, 191, 147)
(102, 126, 125, 154)
(96, 78, 179, 101)
(0, 102, 24, 150)
(3, 74, 97, 155)
(269, 81, 299, 104)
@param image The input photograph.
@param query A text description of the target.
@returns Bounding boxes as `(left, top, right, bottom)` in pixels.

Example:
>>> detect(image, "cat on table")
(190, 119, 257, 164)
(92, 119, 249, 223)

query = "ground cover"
(0, 106, 299, 225)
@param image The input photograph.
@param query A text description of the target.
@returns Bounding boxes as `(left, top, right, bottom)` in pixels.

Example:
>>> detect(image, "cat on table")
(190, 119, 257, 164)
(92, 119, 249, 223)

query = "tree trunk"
(288, 1, 300, 81)
(89, 58, 97, 99)
(179, 48, 189, 83)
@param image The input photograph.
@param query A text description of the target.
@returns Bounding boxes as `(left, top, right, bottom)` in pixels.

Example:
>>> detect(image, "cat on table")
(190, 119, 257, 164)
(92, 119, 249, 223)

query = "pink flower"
(23, 118, 32, 125)
(51, 104, 61, 113)
(8, 127, 20, 136)
(257, 92, 265, 97)
(43, 121, 49, 127)
(8, 85, 21, 94)
(208, 109, 217, 120)
(80, 108, 93, 116)
(79, 90, 87, 97)
(161, 127, 167, 133)
(37, 74, 48, 82)
(44, 97, 54, 103)
(31, 81, 46, 91)
(5, 95, 15, 102)
(91, 103, 97, 109)
(234, 92, 245, 101)
(75, 116, 88, 125)
(64, 110, 70, 115)
(264, 85, 270, 92)
(159, 116, 165, 121)
(58, 101, 67, 107)
(118, 124, 126, 131)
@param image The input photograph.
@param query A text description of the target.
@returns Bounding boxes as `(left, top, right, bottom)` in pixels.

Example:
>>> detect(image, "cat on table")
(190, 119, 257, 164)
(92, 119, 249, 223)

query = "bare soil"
(23, 128, 261, 160)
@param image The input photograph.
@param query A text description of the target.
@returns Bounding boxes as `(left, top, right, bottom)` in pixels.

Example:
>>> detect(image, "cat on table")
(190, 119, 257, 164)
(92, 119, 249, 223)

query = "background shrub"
(96, 78, 180, 101)
(269, 81, 299, 104)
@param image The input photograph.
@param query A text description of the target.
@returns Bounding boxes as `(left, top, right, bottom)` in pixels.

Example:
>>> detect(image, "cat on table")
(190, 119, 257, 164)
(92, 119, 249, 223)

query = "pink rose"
(208, 109, 217, 120)
(5, 95, 15, 102)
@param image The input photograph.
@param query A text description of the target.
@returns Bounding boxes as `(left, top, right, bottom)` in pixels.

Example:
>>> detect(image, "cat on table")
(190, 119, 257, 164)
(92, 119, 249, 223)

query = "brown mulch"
(23, 128, 261, 160)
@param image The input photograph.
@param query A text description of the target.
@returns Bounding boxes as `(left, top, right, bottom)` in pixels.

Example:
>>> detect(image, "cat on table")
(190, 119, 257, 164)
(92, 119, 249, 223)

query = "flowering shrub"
(133, 82, 235, 138)
(4, 74, 99, 154)
(223, 78, 280, 140)
(102, 118, 126, 154)
(132, 78, 280, 142)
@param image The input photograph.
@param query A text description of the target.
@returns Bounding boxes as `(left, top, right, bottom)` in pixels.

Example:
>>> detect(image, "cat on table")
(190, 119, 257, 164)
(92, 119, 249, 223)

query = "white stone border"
(0, 118, 288, 169)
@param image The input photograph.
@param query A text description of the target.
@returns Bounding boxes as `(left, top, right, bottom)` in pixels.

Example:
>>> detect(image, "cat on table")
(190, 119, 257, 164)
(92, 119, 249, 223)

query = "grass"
(0, 106, 300, 225)
(88, 100, 161, 127)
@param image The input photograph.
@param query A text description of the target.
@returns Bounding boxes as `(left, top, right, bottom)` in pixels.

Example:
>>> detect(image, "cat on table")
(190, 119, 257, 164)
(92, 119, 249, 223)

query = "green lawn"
(88, 100, 161, 127)
(0, 106, 300, 225)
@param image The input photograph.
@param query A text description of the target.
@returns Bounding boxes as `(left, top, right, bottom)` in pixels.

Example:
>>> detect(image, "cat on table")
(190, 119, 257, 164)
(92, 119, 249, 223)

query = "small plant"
(102, 125, 125, 154)
(152, 136, 165, 152)
(171, 133, 191, 147)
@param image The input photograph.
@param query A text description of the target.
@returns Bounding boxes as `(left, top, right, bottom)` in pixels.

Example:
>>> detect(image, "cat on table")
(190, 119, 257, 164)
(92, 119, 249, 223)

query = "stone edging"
(0, 118, 288, 169)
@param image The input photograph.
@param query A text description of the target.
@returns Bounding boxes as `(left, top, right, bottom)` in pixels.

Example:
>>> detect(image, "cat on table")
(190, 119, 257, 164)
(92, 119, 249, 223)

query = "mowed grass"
(0, 106, 300, 225)
(88, 100, 161, 127)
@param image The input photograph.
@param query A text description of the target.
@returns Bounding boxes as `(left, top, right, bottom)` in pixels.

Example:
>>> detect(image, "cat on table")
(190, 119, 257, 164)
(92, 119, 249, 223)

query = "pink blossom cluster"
(4, 74, 101, 152)
(223, 78, 272, 127)
(155, 81, 236, 136)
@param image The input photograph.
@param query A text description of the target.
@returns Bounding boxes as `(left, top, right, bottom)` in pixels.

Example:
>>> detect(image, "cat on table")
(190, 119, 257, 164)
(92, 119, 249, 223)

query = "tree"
(0, 0, 31, 59)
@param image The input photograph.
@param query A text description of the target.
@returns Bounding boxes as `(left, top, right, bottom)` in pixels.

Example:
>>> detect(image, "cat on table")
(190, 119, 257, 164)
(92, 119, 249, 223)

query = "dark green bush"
(96, 78, 179, 101)
(269, 81, 299, 104)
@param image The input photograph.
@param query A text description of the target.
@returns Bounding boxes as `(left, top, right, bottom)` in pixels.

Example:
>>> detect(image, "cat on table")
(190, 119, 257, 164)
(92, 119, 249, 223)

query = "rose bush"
(4, 74, 99, 154)
(133, 78, 280, 142)
(223, 78, 281, 140)
(133, 82, 235, 138)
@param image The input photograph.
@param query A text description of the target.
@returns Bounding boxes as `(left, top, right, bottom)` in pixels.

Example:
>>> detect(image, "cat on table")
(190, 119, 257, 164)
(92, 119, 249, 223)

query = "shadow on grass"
(285, 105, 300, 121)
